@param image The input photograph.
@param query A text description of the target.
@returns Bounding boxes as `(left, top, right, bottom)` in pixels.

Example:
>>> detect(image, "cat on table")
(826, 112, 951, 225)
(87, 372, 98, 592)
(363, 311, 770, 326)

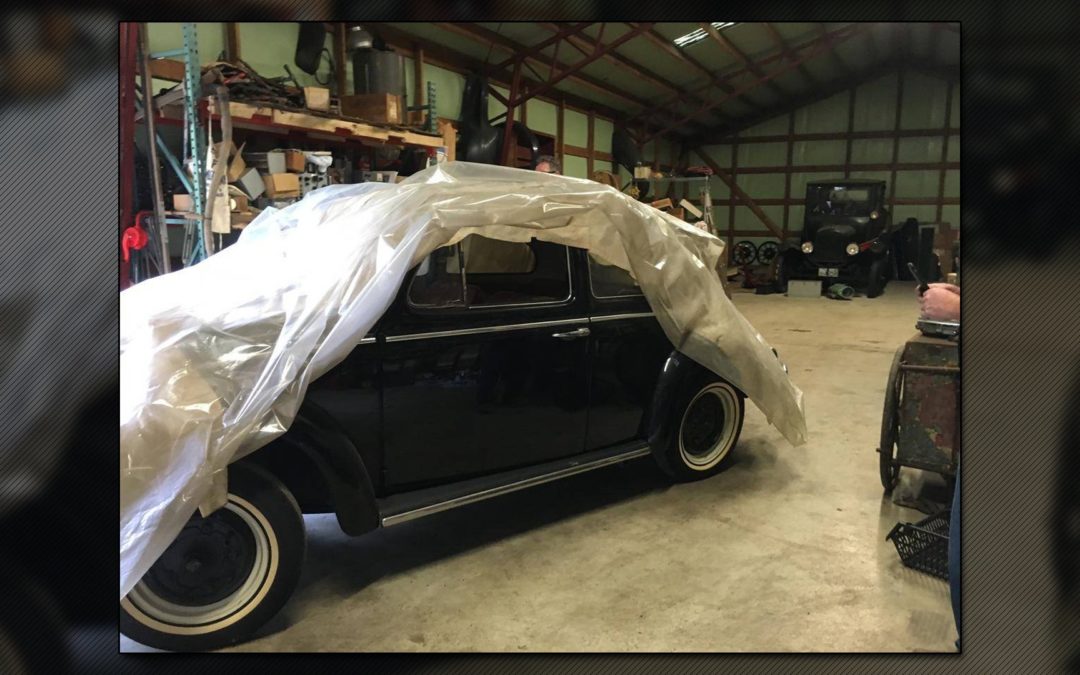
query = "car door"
(379, 236, 591, 491)
(584, 252, 672, 451)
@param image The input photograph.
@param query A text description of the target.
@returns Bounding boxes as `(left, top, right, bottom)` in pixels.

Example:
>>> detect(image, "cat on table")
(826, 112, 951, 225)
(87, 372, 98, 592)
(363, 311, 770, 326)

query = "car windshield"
(807, 185, 875, 217)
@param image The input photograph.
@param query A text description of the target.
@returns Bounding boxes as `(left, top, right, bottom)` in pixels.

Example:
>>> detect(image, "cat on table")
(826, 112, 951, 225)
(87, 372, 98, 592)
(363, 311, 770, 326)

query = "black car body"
(780, 179, 896, 297)
(120, 236, 750, 651)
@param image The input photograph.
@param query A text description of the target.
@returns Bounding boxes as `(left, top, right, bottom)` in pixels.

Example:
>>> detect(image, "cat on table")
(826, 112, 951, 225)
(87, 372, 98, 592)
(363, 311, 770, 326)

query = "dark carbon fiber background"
(0, 3, 1076, 673)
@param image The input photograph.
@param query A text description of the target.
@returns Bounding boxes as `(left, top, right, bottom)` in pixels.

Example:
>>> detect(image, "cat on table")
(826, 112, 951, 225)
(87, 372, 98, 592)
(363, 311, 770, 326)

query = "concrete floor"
(123, 280, 958, 653)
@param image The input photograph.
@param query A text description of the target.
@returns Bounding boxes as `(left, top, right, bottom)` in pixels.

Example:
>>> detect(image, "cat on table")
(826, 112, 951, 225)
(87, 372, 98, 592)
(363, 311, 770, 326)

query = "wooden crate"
(340, 93, 402, 124)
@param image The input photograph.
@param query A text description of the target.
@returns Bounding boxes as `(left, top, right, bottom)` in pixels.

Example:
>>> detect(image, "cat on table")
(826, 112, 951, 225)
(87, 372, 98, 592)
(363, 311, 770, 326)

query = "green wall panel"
(790, 171, 841, 199)
(897, 137, 944, 163)
(852, 72, 898, 132)
(737, 142, 787, 168)
(849, 170, 892, 184)
(527, 98, 558, 136)
(947, 135, 960, 162)
(700, 145, 732, 167)
(736, 173, 786, 199)
(941, 205, 960, 229)
(742, 114, 790, 137)
(788, 205, 805, 232)
(564, 155, 588, 179)
(943, 170, 960, 198)
(894, 170, 938, 198)
(564, 109, 588, 147)
(792, 140, 846, 166)
(793, 91, 849, 134)
(594, 117, 614, 154)
(148, 23, 225, 64)
(734, 205, 784, 233)
(709, 178, 731, 201)
(850, 138, 893, 164)
(900, 72, 948, 129)
(237, 23, 330, 87)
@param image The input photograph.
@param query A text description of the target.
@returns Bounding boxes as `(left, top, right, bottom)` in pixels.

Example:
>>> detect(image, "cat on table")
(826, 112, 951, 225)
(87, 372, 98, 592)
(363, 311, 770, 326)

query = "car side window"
(407, 245, 467, 308)
(407, 235, 571, 310)
(588, 253, 643, 299)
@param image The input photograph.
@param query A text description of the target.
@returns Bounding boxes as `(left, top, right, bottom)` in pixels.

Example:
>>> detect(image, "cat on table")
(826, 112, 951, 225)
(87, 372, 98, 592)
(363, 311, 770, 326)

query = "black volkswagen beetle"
(120, 235, 751, 651)
(778, 179, 896, 297)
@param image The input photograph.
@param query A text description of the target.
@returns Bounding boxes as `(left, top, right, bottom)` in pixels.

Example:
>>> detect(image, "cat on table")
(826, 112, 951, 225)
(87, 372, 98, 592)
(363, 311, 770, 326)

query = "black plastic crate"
(886, 510, 951, 580)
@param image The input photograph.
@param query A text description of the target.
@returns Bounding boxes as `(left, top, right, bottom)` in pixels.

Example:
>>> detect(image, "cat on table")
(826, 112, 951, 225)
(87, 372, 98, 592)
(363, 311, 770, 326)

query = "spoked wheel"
(121, 463, 305, 651)
(879, 347, 904, 492)
(756, 241, 780, 267)
(732, 240, 757, 267)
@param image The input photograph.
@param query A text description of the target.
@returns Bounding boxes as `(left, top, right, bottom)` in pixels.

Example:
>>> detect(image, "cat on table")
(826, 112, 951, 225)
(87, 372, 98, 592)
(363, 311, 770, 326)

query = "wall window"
(408, 235, 571, 309)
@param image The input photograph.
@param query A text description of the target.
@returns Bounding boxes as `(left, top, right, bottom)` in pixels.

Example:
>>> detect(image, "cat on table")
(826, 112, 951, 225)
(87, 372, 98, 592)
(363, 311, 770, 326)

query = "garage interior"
(121, 22, 961, 652)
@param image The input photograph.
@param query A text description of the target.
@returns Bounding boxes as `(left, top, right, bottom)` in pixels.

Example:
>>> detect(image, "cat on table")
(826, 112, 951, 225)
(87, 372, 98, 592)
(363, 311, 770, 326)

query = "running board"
(377, 442, 652, 528)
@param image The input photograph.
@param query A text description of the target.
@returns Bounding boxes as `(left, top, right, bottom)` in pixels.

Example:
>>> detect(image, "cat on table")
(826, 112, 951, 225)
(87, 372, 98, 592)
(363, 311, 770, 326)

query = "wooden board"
(220, 101, 443, 149)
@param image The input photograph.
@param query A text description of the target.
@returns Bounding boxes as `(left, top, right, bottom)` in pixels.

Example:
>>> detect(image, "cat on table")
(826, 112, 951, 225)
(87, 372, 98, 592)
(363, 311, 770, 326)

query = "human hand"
(920, 284, 961, 321)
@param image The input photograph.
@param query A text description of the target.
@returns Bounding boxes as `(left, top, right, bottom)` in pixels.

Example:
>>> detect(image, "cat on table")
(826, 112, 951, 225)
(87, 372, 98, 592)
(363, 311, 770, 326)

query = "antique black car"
(778, 179, 896, 297)
(120, 236, 748, 651)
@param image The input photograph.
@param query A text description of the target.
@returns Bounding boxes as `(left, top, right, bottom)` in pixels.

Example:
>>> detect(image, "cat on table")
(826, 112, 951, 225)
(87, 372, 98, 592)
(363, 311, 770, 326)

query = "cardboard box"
(228, 192, 249, 212)
(227, 142, 247, 182)
(303, 86, 330, 112)
(284, 149, 306, 173)
(172, 193, 194, 212)
(246, 151, 286, 174)
(650, 198, 673, 210)
(787, 279, 823, 299)
(231, 211, 256, 229)
(263, 172, 300, 198)
(340, 93, 401, 124)
(236, 168, 265, 199)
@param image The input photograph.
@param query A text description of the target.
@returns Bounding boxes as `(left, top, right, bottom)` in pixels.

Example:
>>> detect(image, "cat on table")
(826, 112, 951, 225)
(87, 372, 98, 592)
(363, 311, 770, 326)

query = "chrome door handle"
(551, 327, 590, 340)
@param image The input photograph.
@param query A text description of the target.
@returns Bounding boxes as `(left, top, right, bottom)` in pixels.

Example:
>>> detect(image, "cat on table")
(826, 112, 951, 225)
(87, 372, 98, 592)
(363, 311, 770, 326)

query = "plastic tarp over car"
(120, 162, 806, 597)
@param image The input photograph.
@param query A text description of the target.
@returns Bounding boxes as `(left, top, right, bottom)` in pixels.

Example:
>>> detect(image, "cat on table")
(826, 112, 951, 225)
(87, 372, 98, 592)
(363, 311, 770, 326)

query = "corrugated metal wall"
(693, 70, 959, 254)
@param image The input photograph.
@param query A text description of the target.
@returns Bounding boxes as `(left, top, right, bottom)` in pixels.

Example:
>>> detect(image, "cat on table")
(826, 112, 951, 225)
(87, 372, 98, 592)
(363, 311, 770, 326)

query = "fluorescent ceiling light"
(673, 22, 736, 48)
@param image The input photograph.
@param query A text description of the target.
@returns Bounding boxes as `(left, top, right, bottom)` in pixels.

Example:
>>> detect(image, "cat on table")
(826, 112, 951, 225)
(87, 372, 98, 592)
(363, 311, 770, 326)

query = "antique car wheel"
(879, 347, 904, 492)
(121, 463, 305, 651)
(756, 241, 780, 266)
(866, 254, 889, 298)
(656, 371, 745, 482)
(732, 240, 757, 267)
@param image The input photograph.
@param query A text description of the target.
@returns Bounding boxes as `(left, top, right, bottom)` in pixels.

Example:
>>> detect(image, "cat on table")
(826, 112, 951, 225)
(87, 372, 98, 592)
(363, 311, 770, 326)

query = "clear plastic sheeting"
(120, 162, 807, 598)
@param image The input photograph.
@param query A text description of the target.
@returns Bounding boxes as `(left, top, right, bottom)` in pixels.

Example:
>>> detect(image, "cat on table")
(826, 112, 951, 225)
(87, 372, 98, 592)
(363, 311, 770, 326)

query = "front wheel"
(121, 463, 306, 651)
(655, 371, 745, 482)
(866, 255, 889, 298)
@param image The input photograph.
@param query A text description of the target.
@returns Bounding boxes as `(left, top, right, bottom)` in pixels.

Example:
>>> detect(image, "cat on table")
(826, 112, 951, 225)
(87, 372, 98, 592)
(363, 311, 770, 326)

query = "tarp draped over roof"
(119, 162, 806, 598)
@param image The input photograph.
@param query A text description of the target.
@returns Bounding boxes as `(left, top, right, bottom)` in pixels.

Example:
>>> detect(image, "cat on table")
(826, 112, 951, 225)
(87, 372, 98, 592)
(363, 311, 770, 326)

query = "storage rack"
(122, 22, 449, 284)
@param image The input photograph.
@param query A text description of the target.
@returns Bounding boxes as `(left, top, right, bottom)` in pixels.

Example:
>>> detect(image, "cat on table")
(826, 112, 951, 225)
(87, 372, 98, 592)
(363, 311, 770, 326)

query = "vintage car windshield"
(807, 185, 875, 217)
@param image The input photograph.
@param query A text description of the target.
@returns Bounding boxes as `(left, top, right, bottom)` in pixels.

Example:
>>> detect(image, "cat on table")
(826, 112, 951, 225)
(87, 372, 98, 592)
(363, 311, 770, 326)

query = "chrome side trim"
(380, 443, 651, 527)
(385, 317, 589, 343)
(358, 336, 376, 345)
(589, 312, 655, 323)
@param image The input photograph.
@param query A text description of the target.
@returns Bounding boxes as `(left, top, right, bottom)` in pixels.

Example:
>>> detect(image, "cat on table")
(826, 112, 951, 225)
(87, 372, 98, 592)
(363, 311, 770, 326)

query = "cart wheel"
(879, 346, 904, 492)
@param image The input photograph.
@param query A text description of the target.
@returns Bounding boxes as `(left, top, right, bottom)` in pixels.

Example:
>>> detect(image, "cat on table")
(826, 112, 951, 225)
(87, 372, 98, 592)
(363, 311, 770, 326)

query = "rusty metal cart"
(878, 331, 960, 492)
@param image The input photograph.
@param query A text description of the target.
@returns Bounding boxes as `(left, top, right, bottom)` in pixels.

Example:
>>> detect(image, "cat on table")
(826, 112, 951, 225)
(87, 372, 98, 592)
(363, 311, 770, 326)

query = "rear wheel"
(656, 371, 745, 482)
(120, 463, 306, 651)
